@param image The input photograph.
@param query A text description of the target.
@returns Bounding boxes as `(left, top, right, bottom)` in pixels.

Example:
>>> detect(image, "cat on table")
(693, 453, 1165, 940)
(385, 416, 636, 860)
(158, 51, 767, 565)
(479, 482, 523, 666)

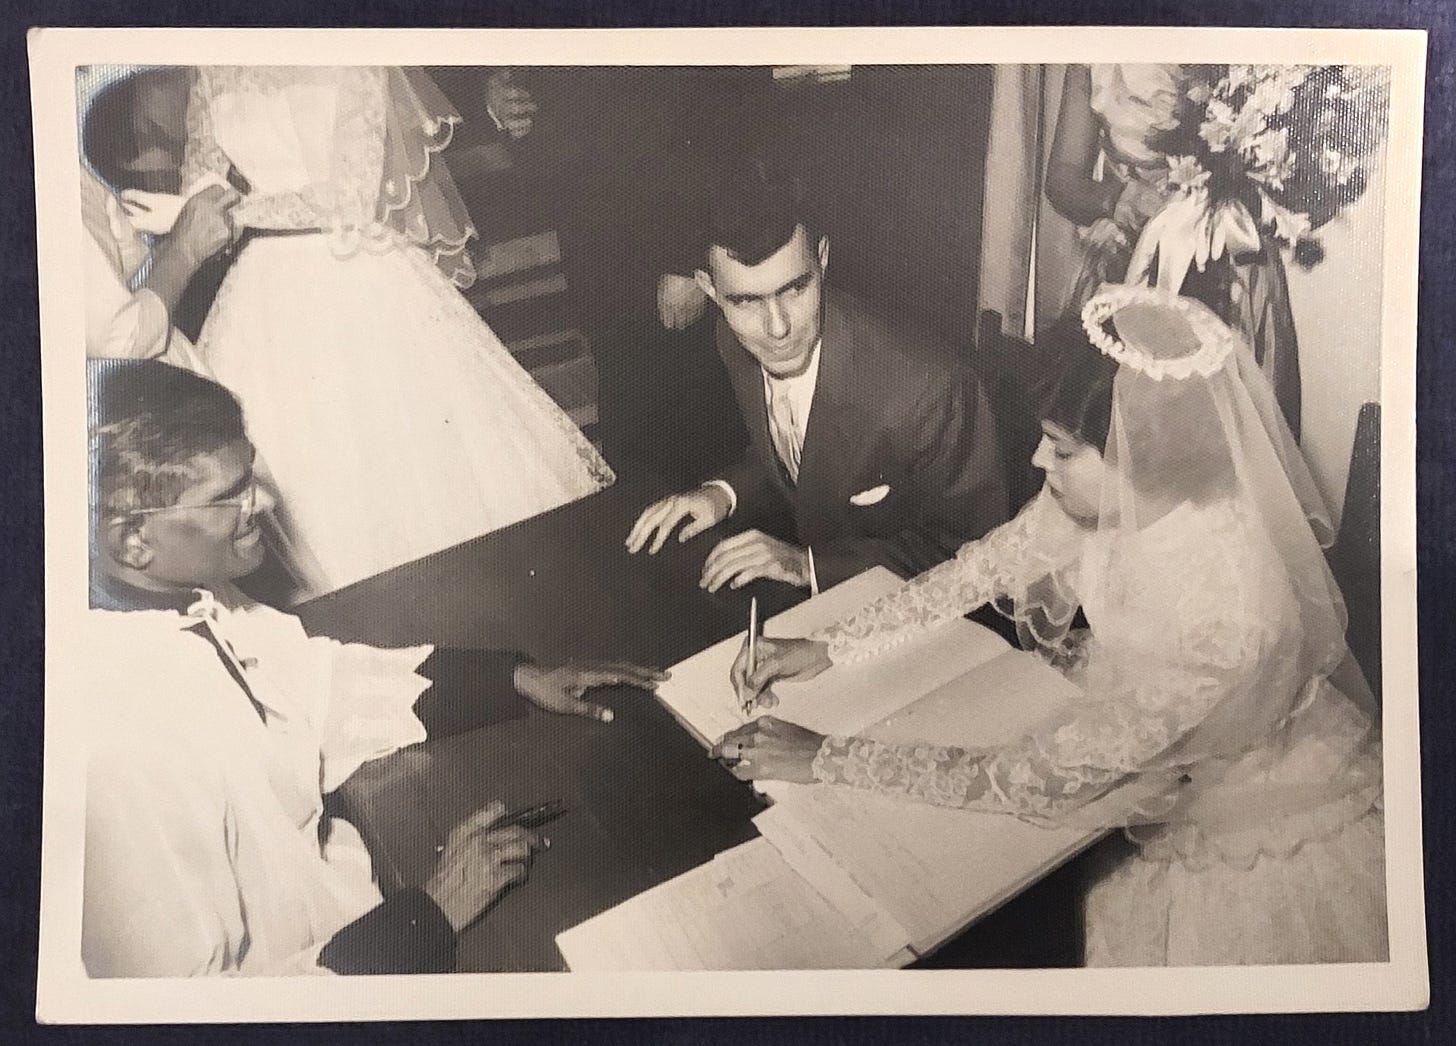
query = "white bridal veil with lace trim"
(1071, 285, 1370, 830)
(814, 285, 1378, 840)
(183, 65, 479, 287)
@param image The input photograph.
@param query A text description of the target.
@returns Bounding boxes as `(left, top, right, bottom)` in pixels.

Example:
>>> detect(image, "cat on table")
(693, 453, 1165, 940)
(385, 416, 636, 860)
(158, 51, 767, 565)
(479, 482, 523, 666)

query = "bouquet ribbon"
(1125, 191, 1264, 293)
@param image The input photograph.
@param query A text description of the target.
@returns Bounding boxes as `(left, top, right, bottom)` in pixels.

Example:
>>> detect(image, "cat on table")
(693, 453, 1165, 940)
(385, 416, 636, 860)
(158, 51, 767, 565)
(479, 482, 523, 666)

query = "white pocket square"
(849, 484, 891, 507)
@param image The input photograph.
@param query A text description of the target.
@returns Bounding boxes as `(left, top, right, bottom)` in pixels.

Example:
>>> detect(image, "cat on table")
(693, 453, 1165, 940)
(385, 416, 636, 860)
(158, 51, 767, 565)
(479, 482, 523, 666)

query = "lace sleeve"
(230, 66, 388, 233)
(813, 610, 1264, 820)
(814, 493, 1075, 664)
(180, 68, 230, 188)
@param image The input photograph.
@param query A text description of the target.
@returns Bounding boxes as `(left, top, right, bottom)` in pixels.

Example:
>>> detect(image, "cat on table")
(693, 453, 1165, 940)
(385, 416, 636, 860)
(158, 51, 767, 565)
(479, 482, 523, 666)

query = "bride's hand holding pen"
(730, 632, 833, 714)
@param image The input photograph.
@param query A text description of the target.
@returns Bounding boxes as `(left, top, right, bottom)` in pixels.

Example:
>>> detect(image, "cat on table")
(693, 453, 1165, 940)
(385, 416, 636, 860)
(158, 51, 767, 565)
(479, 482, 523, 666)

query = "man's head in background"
(91, 360, 272, 597)
(82, 67, 192, 194)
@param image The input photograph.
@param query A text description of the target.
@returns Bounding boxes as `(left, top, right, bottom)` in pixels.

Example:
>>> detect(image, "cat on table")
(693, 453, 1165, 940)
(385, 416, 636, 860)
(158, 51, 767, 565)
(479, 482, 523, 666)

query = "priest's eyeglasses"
(111, 476, 260, 533)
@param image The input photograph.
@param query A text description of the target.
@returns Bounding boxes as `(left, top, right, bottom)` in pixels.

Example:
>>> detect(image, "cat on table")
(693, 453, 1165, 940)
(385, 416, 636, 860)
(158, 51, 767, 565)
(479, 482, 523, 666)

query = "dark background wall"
(428, 65, 993, 485)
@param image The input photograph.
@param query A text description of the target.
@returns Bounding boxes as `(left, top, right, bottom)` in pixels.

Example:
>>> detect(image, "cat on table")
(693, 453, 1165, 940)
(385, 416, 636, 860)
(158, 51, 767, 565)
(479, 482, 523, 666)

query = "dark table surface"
(297, 466, 1083, 972)
(296, 469, 802, 972)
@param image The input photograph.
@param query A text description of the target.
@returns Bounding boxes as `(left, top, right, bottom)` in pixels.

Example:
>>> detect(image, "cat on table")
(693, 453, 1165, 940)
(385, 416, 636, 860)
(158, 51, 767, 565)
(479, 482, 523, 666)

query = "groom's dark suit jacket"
(714, 288, 1010, 590)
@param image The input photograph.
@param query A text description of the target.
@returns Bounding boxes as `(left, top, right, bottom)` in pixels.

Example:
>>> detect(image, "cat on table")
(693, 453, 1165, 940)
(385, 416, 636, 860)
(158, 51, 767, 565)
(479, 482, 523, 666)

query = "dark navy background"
(2, 2, 1448, 1043)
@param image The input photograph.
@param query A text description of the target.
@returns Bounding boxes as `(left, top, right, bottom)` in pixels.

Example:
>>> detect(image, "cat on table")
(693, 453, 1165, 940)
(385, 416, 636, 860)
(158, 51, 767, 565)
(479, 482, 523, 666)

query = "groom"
(627, 158, 1009, 593)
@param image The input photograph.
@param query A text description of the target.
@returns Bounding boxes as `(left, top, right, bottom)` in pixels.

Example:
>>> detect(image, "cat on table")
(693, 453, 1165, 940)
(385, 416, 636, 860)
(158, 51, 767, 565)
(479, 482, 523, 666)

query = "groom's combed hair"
(1038, 314, 1119, 453)
(703, 155, 823, 268)
(91, 360, 247, 519)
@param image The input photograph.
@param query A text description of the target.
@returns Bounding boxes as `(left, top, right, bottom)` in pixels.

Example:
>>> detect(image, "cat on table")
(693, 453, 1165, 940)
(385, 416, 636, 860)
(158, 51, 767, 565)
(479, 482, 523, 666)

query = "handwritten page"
(654, 567, 1008, 748)
(554, 838, 903, 971)
(754, 650, 1101, 955)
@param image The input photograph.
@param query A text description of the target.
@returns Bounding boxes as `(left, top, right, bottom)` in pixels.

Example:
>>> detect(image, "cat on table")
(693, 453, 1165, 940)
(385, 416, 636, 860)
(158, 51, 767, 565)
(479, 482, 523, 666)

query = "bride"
(715, 287, 1387, 966)
(179, 66, 614, 599)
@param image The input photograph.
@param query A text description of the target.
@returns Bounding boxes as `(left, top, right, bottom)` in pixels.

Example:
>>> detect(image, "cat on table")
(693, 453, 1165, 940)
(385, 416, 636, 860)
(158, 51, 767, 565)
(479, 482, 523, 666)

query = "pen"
(500, 799, 568, 830)
(434, 800, 567, 854)
(743, 596, 759, 715)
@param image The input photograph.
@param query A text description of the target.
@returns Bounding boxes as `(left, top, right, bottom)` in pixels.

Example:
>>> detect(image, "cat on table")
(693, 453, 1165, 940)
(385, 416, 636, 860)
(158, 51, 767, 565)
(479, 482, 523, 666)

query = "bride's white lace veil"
(221, 66, 479, 288)
(376, 68, 478, 289)
(1025, 286, 1375, 831)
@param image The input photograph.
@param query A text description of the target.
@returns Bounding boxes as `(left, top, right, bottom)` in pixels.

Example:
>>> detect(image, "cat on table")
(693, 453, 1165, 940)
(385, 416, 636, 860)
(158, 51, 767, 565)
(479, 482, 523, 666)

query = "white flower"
(1246, 127, 1295, 190)
(1200, 98, 1237, 152)
(1186, 80, 1213, 105)
(1225, 64, 1255, 92)
(1229, 98, 1272, 149)
(1249, 77, 1298, 118)
(1320, 146, 1345, 175)
(1167, 154, 1211, 192)
(1260, 190, 1312, 246)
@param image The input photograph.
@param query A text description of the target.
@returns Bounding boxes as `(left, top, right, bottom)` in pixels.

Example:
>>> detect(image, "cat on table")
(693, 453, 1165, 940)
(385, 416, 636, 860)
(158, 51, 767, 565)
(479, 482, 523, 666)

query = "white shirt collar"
(761, 339, 822, 427)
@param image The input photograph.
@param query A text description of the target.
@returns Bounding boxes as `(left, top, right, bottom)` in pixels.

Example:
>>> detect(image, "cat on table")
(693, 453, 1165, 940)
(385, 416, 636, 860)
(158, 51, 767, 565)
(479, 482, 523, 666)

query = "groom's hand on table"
(625, 484, 734, 555)
(711, 716, 825, 784)
(700, 530, 810, 592)
(513, 661, 670, 723)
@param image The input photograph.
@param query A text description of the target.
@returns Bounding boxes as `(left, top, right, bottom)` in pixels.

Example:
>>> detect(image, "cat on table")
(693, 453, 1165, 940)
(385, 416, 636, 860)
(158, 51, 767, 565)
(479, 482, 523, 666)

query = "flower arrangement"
(1146, 64, 1392, 272)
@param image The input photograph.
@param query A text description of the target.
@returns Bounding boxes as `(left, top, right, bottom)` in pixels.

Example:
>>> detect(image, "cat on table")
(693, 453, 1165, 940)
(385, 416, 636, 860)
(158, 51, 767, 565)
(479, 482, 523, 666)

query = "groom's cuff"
(806, 546, 820, 596)
(702, 480, 738, 518)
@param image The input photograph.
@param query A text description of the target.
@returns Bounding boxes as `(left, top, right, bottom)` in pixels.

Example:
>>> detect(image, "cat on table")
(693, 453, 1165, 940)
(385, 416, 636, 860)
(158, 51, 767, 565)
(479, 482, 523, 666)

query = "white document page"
(654, 567, 1008, 748)
(554, 838, 902, 971)
(755, 649, 1102, 955)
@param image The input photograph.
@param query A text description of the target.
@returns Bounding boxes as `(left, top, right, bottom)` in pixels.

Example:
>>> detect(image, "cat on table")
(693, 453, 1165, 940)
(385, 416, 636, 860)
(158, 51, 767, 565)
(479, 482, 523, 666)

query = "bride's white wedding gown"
(184, 66, 614, 598)
(809, 492, 1388, 966)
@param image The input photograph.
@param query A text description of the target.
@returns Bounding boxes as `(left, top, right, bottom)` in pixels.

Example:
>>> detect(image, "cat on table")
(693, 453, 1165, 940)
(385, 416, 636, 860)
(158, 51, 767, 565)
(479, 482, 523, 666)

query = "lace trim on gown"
(185, 66, 464, 270)
(809, 500, 1379, 864)
(814, 492, 1086, 664)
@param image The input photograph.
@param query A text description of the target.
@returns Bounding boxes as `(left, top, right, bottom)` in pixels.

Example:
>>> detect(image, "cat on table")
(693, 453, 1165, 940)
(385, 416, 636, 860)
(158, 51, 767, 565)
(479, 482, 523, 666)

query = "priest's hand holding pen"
(424, 800, 554, 933)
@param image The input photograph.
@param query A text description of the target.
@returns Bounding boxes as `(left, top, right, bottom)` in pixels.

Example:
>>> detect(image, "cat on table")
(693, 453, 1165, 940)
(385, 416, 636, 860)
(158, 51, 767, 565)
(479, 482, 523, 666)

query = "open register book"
(556, 568, 1105, 970)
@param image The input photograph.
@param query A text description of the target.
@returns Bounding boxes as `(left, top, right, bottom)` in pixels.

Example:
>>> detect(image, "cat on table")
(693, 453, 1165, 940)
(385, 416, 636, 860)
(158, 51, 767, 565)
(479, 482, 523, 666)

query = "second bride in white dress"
(182, 66, 614, 599)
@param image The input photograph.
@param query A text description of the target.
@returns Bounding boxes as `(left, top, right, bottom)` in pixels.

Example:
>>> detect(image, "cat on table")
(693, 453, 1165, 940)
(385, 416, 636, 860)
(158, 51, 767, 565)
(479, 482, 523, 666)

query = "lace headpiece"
(1081, 285, 1237, 381)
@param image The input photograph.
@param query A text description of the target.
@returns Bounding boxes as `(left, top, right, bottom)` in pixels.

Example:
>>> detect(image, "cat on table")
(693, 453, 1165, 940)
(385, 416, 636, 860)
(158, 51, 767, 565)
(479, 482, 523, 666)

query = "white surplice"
(81, 588, 431, 977)
(81, 167, 211, 372)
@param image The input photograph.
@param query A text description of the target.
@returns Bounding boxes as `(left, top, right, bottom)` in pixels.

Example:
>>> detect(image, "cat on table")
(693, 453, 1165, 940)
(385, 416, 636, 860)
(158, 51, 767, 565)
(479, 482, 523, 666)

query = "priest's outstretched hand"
(513, 661, 669, 723)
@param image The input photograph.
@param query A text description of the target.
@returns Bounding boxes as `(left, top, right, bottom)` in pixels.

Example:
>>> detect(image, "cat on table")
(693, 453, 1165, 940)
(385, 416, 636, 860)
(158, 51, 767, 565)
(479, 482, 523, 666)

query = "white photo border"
(29, 24, 1430, 1022)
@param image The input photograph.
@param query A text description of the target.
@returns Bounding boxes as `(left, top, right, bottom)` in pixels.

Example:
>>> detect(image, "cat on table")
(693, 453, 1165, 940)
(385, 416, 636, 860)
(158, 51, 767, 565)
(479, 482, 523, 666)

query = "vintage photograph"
(31, 26, 1428, 1021)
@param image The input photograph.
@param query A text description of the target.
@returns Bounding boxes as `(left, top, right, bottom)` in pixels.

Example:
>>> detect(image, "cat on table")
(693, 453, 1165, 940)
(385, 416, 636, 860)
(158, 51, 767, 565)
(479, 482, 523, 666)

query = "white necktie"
(766, 379, 801, 484)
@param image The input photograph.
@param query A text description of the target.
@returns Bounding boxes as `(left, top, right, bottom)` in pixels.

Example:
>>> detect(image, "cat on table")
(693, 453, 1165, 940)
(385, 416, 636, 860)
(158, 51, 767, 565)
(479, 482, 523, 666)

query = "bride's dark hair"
(1039, 302, 1240, 505)
(1036, 313, 1120, 452)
